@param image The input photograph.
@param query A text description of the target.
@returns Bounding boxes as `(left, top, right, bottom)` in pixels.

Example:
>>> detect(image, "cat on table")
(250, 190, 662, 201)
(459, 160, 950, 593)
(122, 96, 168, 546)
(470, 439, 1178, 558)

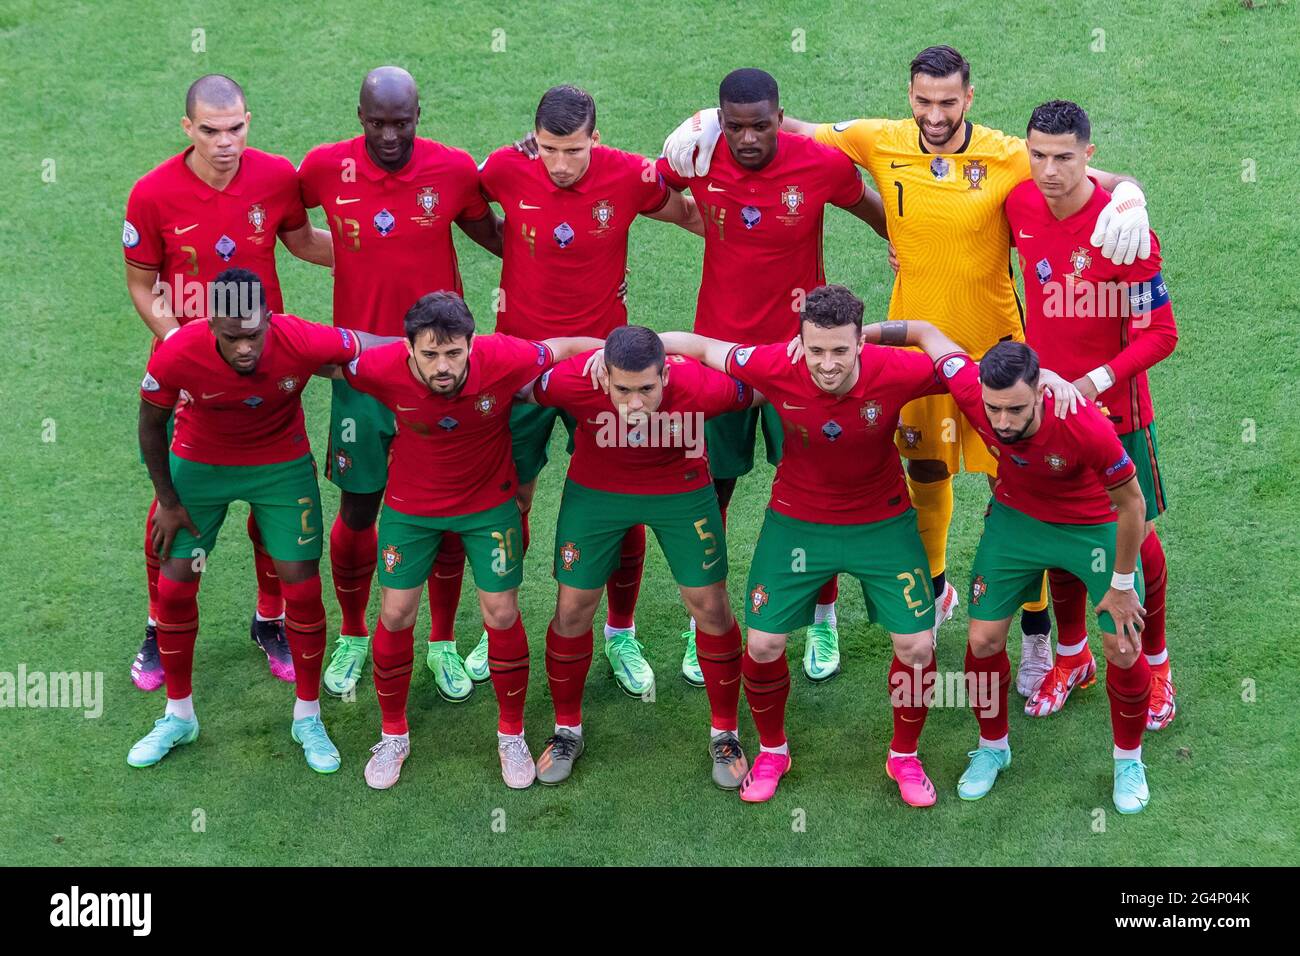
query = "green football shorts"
(375, 499, 523, 592)
(704, 403, 784, 481)
(325, 377, 395, 495)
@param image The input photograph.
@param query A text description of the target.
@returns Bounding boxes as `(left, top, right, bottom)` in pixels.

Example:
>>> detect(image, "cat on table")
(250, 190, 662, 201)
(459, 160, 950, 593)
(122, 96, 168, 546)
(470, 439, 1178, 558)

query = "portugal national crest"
(780, 185, 803, 214)
(334, 449, 352, 475)
(475, 393, 497, 415)
(749, 584, 769, 615)
(1045, 453, 1068, 471)
(560, 541, 581, 571)
(860, 400, 882, 426)
(247, 203, 266, 233)
(1068, 246, 1092, 280)
(591, 199, 614, 229)
(900, 424, 922, 448)
(416, 187, 438, 216)
(277, 376, 299, 392)
(962, 160, 987, 190)
(381, 545, 402, 573)
(971, 574, 987, 605)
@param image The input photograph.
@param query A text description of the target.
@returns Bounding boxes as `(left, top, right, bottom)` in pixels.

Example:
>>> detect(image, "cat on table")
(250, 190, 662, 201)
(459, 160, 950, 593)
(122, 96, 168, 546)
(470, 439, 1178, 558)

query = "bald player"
(662, 46, 1155, 694)
(124, 74, 334, 695)
(299, 66, 503, 705)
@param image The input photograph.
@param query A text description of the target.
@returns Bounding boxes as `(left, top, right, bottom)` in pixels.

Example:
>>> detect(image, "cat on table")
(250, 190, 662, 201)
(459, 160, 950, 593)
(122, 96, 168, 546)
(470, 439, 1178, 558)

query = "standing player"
(458, 84, 703, 699)
(524, 326, 756, 788)
(299, 66, 503, 703)
(124, 74, 334, 693)
(656, 69, 890, 686)
(662, 47, 1153, 692)
(874, 320, 1152, 813)
(1007, 101, 1177, 729)
(130, 269, 383, 773)
(339, 292, 600, 790)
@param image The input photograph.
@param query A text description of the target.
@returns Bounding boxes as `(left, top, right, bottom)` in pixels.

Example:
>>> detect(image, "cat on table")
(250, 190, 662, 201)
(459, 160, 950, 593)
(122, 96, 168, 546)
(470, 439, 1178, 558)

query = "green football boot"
(681, 629, 705, 686)
(957, 745, 1012, 800)
(464, 630, 491, 683)
(291, 714, 341, 774)
(803, 622, 841, 682)
(322, 634, 370, 697)
(426, 640, 473, 702)
(605, 629, 654, 698)
(127, 713, 200, 767)
(1113, 759, 1150, 814)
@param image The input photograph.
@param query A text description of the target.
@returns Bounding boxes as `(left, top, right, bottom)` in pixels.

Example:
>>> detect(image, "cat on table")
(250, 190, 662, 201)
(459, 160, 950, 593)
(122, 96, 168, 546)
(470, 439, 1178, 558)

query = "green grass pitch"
(2, 0, 1297, 866)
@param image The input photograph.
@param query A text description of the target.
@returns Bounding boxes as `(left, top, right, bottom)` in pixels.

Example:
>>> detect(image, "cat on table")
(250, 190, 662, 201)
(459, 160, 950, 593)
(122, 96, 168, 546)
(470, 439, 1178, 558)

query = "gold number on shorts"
(180, 244, 199, 277)
(298, 496, 316, 535)
(331, 215, 361, 252)
(694, 518, 718, 556)
(491, 529, 518, 562)
(896, 567, 930, 610)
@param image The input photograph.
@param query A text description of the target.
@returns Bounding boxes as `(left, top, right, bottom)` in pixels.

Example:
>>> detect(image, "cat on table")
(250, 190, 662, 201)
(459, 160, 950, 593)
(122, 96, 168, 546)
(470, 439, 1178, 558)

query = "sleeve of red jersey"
(1107, 231, 1177, 383)
(935, 351, 984, 422)
(454, 148, 491, 221)
(274, 156, 308, 232)
(631, 152, 671, 214)
(476, 148, 506, 204)
(140, 347, 179, 409)
(890, 348, 948, 400)
(655, 155, 691, 194)
(722, 343, 775, 391)
(496, 334, 557, 394)
(292, 316, 362, 367)
(123, 179, 164, 272)
(826, 148, 867, 209)
(1085, 411, 1139, 490)
(297, 147, 323, 209)
(532, 355, 588, 409)
(690, 360, 753, 417)
(340, 344, 384, 399)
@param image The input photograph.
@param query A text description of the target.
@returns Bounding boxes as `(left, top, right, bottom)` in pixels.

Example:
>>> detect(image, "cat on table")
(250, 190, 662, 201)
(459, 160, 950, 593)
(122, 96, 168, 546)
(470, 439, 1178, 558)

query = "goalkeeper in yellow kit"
(662, 46, 1154, 693)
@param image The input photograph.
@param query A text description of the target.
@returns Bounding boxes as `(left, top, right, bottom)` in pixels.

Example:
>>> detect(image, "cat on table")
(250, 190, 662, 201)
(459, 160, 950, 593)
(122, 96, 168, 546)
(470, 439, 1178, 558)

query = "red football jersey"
(479, 145, 670, 339)
(342, 334, 554, 516)
(124, 146, 306, 323)
(533, 352, 752, 494)
(141, 314, 359, 466)
(724, 342, 943, 525)
(298, 136, 490, 335)
(939, 351, 1137, 524)
(1006, 178, 1177, 434)
(658, 132, 864, 343)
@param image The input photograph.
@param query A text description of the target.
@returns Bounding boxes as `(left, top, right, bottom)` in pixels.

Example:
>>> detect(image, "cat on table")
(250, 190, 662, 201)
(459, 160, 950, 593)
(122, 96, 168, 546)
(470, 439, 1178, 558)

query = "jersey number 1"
(893, 181, 904, 217)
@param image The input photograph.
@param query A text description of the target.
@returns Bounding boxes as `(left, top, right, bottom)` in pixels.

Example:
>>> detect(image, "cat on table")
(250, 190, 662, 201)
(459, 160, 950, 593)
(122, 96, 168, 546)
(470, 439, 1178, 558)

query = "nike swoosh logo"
(174, 223, 199, 235)
(702, 557, 722, 570)
(335, 196, 361, 205)
(706, 183, 726, 192)
(781, 401, 806, 410)
(914, 604, 934, 617)
(298, 535, 319, 545)
(720, 676, 739, 686)
(1019, 230, 1034, 239)
(889, 161, 912, 169)
(507, 687, 524, 697)
(396, 405, 419, 411)
(518, 201, 541, 210)
(500, 565, 519, 576)
(900, 715, 922, 722)
(200, 392, 225, 400)
(1120, 711, 1145, 719)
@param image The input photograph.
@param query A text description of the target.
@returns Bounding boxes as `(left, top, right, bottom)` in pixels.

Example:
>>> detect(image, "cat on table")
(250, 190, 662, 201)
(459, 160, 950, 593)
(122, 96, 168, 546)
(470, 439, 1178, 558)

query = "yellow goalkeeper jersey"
(815, 118, 1030, 356)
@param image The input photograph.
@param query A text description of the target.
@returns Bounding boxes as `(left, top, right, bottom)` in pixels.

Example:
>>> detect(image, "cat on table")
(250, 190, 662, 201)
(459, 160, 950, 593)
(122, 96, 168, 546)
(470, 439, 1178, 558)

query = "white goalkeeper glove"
(662, 108, 722, 178)
(1090, 180, 1151, 266)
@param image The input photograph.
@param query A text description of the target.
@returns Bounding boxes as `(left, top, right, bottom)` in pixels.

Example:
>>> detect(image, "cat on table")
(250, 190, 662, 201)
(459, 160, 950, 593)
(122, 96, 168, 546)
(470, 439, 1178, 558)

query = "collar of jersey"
(354, 136, 426, 183)
(541, 145, 601, 195)
(917, 120, 973, 156)
(177, 145, 249, 198)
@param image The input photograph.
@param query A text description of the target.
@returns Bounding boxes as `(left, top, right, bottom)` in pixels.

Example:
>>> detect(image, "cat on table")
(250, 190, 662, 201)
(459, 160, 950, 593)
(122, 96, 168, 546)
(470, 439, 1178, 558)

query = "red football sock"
(520, 509, 531, 556)
(488, 616, 530, 734)
(697, 621, 742, 733)
(1107, 655, 1151, 751)
(889, 652, 935, 753)
(545, 623, 592, 726)
(247, 514, 285, 619)
(144, 498, 161, 621)
(965, 645, 1010, 741)
(719, 504, 728, 528)
(427, 532, 465, 643)
(605, 525, 645, 630)
(281, 576, 327, 702)
(329, 514, 376, 638)
(372, 620, 414, 735)
(1140, 530, 1168, 659)
(816, 577, 838, 606)
(1049, 569, 1088, 646)
(742, 649, 790, 748)
(156, 574, 201, 700)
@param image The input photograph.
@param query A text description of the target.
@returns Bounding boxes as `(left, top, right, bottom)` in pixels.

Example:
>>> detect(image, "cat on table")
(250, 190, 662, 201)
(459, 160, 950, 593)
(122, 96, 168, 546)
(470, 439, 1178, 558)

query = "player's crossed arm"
(314, 330, 403, 380)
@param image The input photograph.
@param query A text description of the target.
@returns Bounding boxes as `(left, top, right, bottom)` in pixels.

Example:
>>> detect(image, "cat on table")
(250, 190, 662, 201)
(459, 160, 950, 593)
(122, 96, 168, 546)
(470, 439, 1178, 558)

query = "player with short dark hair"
(875, 320, 1154, 814)
(338, 292, 601, 791)
(460, 84, 704, 698)
(123, 74, 335, 695)
(662, 50, 1155, 695)
(522, 325, 760, 788)
(298, 65, 504, 704)
(1010, 99, 1178, 729)
(130, 268, 389, 773)
(655, 70, 890, 685)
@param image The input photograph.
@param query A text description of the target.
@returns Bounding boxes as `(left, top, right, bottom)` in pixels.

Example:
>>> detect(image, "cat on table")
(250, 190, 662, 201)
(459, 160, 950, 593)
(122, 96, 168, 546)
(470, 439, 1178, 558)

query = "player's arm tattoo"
(879, 321, 908, 346)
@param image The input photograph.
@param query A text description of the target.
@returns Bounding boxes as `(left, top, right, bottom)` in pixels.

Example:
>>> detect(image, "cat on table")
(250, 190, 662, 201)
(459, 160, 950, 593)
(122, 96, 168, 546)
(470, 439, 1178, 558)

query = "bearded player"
(662, 47, 1154, 694)
(878, 320, 1153, 814)
(299, 66, 503, 704)
(124, 74, 333, 693)
(1007, 101, 1177, 729)
(338, 292, 600, 790)
(130, 269, 389, 773)
(655, 69, 890, 687)
(523, 326, 757, 788)
(442, 85, 705, 699)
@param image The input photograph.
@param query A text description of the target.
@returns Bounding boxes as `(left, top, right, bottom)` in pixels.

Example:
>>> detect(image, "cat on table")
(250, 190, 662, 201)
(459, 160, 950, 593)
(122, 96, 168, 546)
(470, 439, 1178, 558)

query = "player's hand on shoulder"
(583, 348, 608, 390)
(786, 335, 804, 365)
(662, 107, 721, 178)
(1090, 181, 1151, 266)
(1041, 370, 1085, 417)
(512, 131, 539, 160)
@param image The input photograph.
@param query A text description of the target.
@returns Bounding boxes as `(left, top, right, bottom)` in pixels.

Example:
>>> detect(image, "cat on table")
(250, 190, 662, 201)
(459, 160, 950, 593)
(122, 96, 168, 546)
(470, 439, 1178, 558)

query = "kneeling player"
(339, 292, 600, 790)
(525, 326, 755, 787)
(130, 269, 381, 773)
(885, 321, 1153, 813)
